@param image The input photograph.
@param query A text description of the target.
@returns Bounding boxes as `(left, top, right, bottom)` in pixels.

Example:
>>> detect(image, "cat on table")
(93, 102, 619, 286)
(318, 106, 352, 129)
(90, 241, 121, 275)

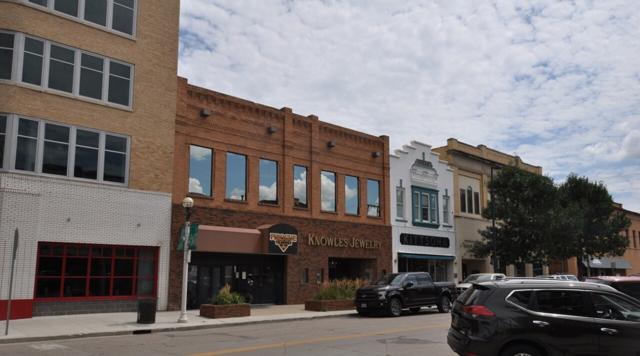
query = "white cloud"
(179, 0, 640, 212)
(189, 178, 204, 194)
(229, 187, 245, 201)
(189, 146, 211, 161)
(259, 182, 277, 202)
(293, 170, 307, 204)
(320, 173, 336, 211)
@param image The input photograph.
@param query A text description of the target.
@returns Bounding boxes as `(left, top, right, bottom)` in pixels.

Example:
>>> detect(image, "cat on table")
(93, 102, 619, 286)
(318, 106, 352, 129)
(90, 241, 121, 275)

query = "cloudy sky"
(178, 0, 640, 212)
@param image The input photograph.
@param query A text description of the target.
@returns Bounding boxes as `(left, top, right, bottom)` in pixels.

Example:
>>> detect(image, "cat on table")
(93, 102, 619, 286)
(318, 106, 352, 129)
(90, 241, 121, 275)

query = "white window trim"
(0, 31, 134, 110)
(0, 113, 130, 186)
(396, 186, 405, 219)
(21, 0, 138, 40)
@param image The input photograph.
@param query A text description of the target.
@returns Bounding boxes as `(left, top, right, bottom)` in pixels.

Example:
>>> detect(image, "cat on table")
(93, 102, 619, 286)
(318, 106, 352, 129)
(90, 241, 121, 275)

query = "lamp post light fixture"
(177, 197, 194, 323)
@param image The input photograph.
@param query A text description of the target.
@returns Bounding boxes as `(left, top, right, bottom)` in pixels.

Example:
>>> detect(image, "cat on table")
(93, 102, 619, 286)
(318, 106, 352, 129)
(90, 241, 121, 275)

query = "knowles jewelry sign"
(307, 234, 381, 249)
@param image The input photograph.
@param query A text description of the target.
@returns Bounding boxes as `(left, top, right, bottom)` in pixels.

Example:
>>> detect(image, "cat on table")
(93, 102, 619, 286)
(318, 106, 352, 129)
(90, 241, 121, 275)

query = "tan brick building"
(433, 138, 544, 281)
(169, 77, 391, 308)
(0, 0, 179, 319)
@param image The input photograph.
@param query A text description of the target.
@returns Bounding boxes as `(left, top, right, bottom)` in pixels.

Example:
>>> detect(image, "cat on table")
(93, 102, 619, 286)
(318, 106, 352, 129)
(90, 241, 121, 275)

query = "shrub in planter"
(305, 279, 367, 311)
(200, 284, 250, 318)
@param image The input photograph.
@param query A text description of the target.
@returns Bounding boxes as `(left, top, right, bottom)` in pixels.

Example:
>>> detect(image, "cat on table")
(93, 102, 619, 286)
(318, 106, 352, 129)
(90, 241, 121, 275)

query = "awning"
(583, 257, 632, 269)
(195, 225, 262, 254)
(398, 253, 455, 261)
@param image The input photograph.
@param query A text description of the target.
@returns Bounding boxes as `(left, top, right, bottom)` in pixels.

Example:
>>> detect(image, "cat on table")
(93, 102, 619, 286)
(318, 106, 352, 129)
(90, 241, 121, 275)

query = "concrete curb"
(0, 311, 358, 345)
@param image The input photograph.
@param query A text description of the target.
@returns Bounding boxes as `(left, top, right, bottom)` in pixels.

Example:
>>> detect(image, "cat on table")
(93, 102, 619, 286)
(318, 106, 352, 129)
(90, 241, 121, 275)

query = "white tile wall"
(0, 172, 171, 310)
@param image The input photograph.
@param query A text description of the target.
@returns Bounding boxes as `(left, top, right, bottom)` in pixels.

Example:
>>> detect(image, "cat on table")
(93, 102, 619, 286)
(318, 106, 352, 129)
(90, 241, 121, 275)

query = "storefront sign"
(268, 224, 298, 254)
(307, 234, 382, 249)
(400, 233, 449, 248)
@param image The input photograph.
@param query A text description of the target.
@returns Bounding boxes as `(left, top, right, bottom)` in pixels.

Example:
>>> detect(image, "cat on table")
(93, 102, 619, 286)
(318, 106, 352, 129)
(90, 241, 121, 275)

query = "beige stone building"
(433, 138, 544, 282)
(0, 0, 180, 319)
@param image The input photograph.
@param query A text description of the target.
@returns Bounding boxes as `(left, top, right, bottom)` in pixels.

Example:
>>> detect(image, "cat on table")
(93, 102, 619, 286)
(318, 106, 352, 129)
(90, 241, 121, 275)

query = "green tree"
(557, 175, 630, 276)
(470, 166, 559, 268)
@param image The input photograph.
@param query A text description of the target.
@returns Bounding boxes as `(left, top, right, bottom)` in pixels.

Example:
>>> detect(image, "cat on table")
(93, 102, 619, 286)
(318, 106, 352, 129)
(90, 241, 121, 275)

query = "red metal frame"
(33, 242, 158, 302)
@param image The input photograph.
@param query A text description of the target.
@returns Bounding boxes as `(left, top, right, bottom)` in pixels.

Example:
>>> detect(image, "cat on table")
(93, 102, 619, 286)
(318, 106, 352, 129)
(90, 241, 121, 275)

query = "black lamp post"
(177, 197, 194, 323)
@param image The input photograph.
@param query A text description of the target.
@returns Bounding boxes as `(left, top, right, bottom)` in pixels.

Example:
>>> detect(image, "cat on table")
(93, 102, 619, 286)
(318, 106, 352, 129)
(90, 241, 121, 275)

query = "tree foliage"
(471, 168, 630, 270)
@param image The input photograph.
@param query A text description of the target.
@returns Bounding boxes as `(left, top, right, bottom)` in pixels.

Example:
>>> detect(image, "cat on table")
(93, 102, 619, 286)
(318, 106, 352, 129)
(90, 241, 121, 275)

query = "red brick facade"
(168, 77, 391, 309)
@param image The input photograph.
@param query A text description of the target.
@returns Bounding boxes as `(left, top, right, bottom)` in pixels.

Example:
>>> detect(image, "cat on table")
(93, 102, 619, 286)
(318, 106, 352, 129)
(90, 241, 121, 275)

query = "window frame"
(0, 31, 134, 110)
(23, 0, 138, 39)
(225, 151, 247, 202)
(0, 113, 130, 186)
(396, 186, 405, 220)
(34, 242, 158, 301)
(258, 158, 279, 205)
(320, 170, 337, 213)
(411, 186, 439, 227)
(367, 178, 380, 217)
(292, 164, 308, 209)
(187, 144, 214, 197)
(0, 31, 16, 81)
(505, 288, 594, 321)
(442, 189, 451, 225)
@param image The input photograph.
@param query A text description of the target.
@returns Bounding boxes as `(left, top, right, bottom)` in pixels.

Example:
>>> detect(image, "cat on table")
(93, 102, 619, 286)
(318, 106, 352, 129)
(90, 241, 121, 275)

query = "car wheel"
(500, 344, 542, 356)
(387, 298, 402, 317)
(437, 295, 451, 313)
(409, 307, 421, 314)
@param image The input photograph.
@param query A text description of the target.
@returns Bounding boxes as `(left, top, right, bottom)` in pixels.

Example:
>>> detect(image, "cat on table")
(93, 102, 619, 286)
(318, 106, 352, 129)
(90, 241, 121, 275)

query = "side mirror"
(404, 281, 414, 289)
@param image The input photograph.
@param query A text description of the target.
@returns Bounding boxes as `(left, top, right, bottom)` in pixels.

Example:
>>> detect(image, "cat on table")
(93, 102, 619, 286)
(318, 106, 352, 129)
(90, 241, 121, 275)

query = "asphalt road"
(0, 309, 456, 356)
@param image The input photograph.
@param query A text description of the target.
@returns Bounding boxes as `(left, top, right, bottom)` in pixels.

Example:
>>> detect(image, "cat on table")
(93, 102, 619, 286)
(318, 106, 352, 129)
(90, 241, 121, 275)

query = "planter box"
(199, 304, 250, 319)
(305, 299, 354, 312)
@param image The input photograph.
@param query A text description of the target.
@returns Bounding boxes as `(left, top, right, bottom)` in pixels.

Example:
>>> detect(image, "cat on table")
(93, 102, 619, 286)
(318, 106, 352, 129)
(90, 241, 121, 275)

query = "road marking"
(29, 344, 69, 351)
(189, 323, 449, 356)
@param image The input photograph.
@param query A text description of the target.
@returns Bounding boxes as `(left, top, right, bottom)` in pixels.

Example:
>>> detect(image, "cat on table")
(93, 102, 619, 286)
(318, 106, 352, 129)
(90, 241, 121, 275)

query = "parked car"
(535, 274, 579, 281)
(354, 272, 456, 317)
(447, 279, 640, 356)
(456, 273, 506, 294)
(586, 276, 640, 301)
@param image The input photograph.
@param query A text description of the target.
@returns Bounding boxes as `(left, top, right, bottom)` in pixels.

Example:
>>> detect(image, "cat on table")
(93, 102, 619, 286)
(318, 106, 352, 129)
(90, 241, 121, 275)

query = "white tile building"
(390, 141, 456, 281)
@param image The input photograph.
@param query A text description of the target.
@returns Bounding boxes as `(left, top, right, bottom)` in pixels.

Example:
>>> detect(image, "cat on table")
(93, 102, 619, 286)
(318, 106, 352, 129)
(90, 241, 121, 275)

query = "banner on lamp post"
(177, 223, 199, 251)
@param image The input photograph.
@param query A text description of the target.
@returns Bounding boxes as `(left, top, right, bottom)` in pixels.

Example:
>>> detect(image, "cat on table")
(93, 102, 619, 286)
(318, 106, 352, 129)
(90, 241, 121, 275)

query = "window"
(3, 114, 129, 184)
(48, 44, 75, 93)
(35, 242, 157, 299)
(22, 37, 44, 85)
(460, 185, 481, 215)
(473, 191, 480, 214)
(103, 135, 127, 183)
(396, 186, 405, 219)
(0, 32, 14, 80)
(634, 230, 637, 249)
(27, 0, 136, 36)
(592, 293, 640, 322)
(188, 145, 212, 197)
(42, 123, 70, 175)
(0, 115, 6, 168)
(225, 152, 246, 201)
(466, 187, 473, 214)
(79, 53, 104, 100)
(532, 290, 588, 317)
(367, 179, 380, 217)
(412, 187, 438, 225)
(345, 175, 359, 215)
(259, 159, 278, 204)
(3, 32, 133, 107)
(320, 171, 336, 212)
(74, 129, 99, 179)
(443, 189, 450, 224)
(459, 188, 466, 213)
(54, 0, 78, 16)
(15, 118, 38, 172)
(293, 165, 308, 208)
(507, 290, 532, 309)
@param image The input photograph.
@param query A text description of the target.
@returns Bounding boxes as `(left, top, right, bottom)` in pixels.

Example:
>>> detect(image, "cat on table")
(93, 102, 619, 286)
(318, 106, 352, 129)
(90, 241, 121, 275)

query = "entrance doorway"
(328, 258, 375, 281)
(187, 252, 285, 309)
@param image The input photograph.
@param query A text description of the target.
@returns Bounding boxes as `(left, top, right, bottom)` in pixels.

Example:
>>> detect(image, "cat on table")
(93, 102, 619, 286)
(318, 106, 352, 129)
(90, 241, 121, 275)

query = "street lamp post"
(177, 197, 194, 323)
(490, 166, 499, 274)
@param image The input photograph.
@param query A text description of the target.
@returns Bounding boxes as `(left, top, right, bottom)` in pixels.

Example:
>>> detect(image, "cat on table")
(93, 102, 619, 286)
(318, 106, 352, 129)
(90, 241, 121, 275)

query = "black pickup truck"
(355, 272, 456, 317)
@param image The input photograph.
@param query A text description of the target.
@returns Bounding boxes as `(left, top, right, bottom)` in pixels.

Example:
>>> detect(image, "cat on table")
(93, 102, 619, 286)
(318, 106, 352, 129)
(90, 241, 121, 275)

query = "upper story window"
(188, 145, 212, 197)
(26, 0, 137, 37)
(344, 175, 359, 215)
(367, 179, 380, 217)
(460, 185, 481, 215)
(259, 159, 278, 205)
(293, 165, 308, 208)
(0, 31, 133, 108)
(396, 185, 405, 220)
(225, 152, 246, 201)
(443, 189, 450, 225)
(1, 113, 129, 185)
(320, 170, 336, 212)
(412, 186, 438, 226)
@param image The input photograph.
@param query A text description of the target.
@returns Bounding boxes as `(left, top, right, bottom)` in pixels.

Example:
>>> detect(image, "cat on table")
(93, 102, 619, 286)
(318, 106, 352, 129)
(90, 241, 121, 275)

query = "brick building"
(0, 0, 180, 319)
(169, 77, 391, 308)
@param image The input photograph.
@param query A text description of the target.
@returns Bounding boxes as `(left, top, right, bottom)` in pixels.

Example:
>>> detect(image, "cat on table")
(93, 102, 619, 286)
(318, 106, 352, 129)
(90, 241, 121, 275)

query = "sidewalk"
(0, 304, 356, 344)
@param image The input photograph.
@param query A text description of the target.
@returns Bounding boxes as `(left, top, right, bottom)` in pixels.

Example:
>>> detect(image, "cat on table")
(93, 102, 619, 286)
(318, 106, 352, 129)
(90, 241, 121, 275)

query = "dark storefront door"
(187, 253, 285, 309)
